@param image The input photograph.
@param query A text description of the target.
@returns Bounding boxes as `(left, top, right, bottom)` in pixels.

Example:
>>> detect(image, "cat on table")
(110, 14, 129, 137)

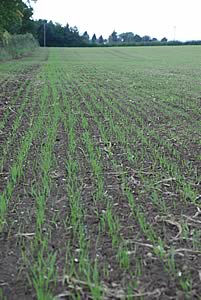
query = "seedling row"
(0, 46, 200, 299)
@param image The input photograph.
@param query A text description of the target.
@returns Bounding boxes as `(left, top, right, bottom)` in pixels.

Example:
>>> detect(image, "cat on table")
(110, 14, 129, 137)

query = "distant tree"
(119, 32, 134, 43)
(91, 33, 97, 43)
(45, 21, 56, 46)
(98, 35, 104, 44)
(142, 35, 151, 42)
(71, 26, 79, 35)
(63, 23, 70, 40)
(161, 37, 168, 42)
(34, 19, 45, 45)
(152, 37, 158, 41)
(82, 31, 89, 43)
(67, 25, 83, 46)
(133, 34, 142, 42)
(108, 30, 118, 44)
(54, 23, 65, 45)
(34, 20, 85, 47)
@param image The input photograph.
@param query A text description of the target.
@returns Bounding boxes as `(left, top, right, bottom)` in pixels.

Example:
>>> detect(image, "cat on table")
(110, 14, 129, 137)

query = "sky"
(32, 0, 201, 41)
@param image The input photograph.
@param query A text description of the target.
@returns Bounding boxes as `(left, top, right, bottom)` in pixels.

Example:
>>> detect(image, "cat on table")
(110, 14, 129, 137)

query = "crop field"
(0, 46, 201, 299)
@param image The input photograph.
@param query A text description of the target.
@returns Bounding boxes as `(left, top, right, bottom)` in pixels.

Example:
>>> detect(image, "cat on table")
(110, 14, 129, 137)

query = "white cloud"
(32, 0, 201, 41)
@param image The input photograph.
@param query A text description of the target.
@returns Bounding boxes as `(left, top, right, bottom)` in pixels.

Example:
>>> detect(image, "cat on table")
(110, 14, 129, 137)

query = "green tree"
(142, 35, 151, 42)
(7, 2, 35, 35)
(91, 33, 97, 43)
(34, 20, 85, 47)
(34, 19, 46, 45)
(108, 30, 118, 44)
(133, 34, 142, 42)
(98, 35, 104, 44)
(161, 37, 168, 42)
(82, 31, 89, 43)
(119, 32, 134, 43)
(19, 4, 35, 34)
(0, 0, 36, 36)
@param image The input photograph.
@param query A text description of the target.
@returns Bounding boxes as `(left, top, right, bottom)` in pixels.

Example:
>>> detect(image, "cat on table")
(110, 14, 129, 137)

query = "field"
(0, 46, 201, 299)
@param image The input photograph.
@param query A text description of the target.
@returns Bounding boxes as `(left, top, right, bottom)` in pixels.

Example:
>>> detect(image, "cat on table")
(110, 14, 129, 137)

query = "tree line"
(1, 0, 201, 47)
(0, 0, 168, 47)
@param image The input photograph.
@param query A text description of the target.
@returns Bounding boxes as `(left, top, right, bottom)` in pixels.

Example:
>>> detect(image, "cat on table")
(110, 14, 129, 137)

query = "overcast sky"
(32, 0, 201, 41)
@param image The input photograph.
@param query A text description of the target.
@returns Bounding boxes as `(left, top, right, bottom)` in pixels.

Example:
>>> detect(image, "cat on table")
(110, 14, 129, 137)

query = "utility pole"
(44, 22, 46, 47)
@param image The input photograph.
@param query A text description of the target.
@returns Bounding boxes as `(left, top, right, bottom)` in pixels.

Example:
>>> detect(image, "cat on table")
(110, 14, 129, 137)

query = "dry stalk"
(55, 275, 164, 299)
(156, 215, 182, 240)
(193, 207, 201, 218)
(154, 177, 176, 185)
(183, 215, 201, 224)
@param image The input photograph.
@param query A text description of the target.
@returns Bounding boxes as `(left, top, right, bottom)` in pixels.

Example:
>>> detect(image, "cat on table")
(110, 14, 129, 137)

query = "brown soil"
(0, 59, 201, 300)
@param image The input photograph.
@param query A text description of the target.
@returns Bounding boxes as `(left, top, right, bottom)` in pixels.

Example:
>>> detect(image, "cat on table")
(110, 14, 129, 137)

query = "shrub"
(0, 33, 38, 61)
